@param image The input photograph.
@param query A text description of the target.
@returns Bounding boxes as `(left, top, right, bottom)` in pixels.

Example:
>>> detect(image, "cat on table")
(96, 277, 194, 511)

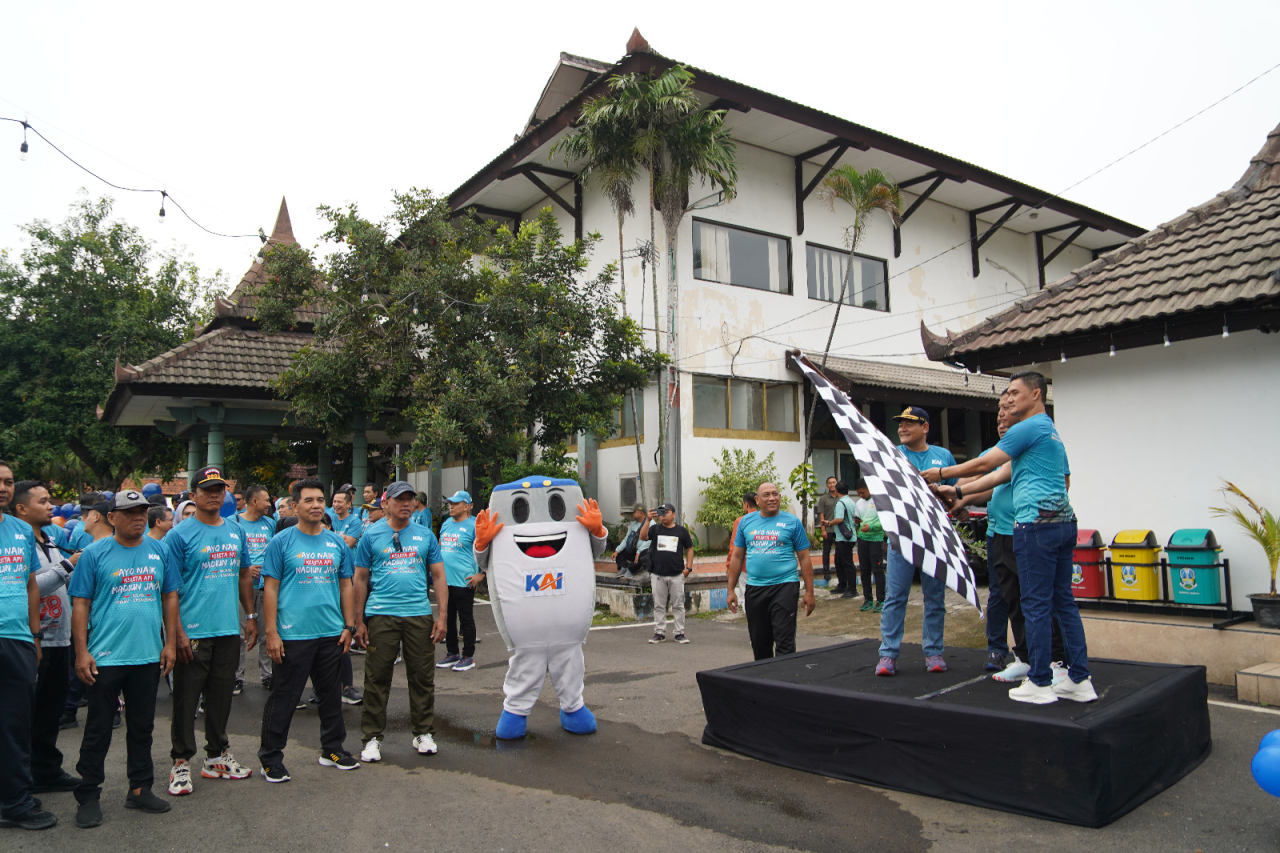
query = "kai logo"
(1120, 564, 1138, 586)
(524, 572, 565, 597)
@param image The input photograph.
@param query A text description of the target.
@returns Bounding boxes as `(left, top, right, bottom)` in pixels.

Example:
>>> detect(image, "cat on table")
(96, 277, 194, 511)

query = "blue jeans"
(878, 546, 946, 659)
(1014, 521, 1090, 687)
(985, 536, 1009, 657)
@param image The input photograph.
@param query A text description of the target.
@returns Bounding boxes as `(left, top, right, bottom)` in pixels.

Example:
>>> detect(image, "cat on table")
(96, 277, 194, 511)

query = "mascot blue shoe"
(496, 711, 528, 740)
(560, 706, 597, 735)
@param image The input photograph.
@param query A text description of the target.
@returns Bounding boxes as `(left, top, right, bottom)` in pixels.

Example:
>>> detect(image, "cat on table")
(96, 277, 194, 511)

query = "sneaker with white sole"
(261, 764, 290, 783)
(1050, 661, 1069, 686)
(648, 633, 665, 644)
(202, 750, 252, 780)
(452, 656, 475, 671)
(1053, 675, 1098, 703)
(413, 734, 438, 755)
(993, 658, 1030, 683)
(1008, 679, 1058, 705)
(360, 738, 382, 763)
(341, 685, 363, 705)
(168, 761, 193, 796)
(318, 750, 360, 770)
(674, 634, 690, 644)
(436, 654, 462, 669)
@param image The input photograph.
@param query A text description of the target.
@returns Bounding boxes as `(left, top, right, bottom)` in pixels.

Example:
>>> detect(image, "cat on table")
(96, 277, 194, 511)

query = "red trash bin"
(1072, 529, 1106, 598)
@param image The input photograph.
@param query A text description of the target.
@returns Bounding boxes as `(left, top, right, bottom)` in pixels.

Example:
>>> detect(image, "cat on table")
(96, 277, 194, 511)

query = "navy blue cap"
(892, 406, 930, 424)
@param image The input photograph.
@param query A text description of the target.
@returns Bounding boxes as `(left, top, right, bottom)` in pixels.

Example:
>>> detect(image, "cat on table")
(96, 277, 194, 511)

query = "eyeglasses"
(392, 531, 403, 553)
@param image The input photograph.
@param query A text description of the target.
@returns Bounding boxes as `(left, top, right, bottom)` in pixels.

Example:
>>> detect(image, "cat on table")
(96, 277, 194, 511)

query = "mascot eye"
(512, 497, 530, 524)
(548, 494, 566, 521)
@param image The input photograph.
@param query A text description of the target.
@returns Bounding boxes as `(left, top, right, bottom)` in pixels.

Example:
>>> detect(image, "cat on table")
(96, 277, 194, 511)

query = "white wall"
(1054, 330, 1280, 609)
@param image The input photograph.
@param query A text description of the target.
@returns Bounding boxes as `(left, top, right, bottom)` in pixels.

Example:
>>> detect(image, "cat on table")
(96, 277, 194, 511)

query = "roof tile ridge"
(128, 328, 234, 378)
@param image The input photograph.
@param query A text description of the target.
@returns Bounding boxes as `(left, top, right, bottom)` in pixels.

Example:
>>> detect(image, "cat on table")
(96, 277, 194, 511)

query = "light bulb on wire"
(1060, 350, 1066, 364)
(1223, 316, 1230, 338)
(157, 192, 167, 225)
(18, 121, 28, 161)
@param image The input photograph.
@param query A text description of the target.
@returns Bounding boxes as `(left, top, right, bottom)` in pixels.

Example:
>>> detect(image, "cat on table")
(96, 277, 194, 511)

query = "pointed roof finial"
(626, 28, 651, 55)
(269, 197, 297, 246)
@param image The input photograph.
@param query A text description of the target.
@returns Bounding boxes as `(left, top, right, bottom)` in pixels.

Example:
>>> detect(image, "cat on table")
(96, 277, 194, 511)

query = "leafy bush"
(695, 448, 788, 531)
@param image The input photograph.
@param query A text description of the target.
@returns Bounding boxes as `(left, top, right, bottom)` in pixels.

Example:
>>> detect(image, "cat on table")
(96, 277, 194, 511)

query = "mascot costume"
(474, 477, 606, 740)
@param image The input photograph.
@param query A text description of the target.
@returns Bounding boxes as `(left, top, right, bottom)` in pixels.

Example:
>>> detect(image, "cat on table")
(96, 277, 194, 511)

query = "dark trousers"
(833, 541, 858, 594)
(990, 533, 1065, 664)
(361, 615, 435, 743)
(985, 537, 1010, 656)
(260, 637, 346, 768)
(857, 539, 886, 602)
(32, 644, 71, 783)
(821, 532, 835, 579)
(75, 663, 160, 803)
(0, 638, 37, 818)
(445, 586, 476, 657)
(64, 659, 85, 715)
(744, 581, 799, 660)
(615, 547, 649, 575)
(171, 634, 240, 761)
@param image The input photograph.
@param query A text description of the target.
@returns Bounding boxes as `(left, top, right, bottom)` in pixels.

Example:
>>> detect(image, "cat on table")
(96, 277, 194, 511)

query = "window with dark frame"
(806, 243, 889, 312)
(693, 219, 792, 295)
(610, 390, 644, 440)
(692, 375, 798, 438)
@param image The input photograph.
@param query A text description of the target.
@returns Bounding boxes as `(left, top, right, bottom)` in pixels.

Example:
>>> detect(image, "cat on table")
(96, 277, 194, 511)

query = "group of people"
(0, 463, 485, 832)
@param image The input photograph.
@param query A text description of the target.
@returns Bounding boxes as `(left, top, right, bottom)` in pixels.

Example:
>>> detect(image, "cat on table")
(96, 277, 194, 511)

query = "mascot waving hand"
(474, 478, 606, 739)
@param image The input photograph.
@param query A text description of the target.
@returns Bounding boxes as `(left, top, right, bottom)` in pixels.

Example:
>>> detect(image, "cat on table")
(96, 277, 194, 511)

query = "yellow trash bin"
(1110, 530, 1162, 600)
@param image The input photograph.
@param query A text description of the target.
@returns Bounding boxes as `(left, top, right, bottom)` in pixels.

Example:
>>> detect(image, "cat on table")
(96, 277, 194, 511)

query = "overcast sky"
(3, 1, 1278, 292)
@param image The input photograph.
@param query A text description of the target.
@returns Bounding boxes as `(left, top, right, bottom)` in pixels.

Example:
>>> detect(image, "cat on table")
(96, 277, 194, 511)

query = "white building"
(436, 31, 1143, 540)
(923, 120, 1280, 611)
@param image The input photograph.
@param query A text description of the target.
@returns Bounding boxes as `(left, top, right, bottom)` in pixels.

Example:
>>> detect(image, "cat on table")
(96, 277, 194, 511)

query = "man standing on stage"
(923, 372, 1094, 704)
(814, 477, 839, 590)
(164, 467, 256, 796)
(354, 482, 448, 762)
(726, 482, 815, 660)
(876, 407, 956, 677)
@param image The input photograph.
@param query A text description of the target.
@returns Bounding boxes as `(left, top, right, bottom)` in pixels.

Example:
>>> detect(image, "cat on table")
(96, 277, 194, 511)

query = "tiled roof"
(806, 352, 1052, 403)
(114, 327, 315, 390)
(212, 197, 328, 325)
(923, 121, 1280, 364)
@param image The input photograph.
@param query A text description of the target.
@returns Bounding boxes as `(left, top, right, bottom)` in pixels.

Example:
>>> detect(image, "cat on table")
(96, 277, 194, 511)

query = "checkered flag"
(794, 354, 982, 613)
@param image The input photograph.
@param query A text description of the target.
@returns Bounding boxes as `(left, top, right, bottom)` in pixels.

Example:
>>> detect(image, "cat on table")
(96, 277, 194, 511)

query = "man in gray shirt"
(813, 477, 840, 591)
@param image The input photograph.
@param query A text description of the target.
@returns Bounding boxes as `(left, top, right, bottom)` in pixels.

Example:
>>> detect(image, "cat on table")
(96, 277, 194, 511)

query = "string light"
(1223, 314, 1230, 338)
(157, 191, 166, 225)
(1164, 324, 1171, 347)
(18, 120, 28, 161)
(1060, 349, 1067, 364)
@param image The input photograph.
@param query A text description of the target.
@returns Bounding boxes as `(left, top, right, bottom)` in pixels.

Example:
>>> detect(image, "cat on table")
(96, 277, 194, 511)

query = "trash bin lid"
(1075, 529, 1104, 549)
(1167, 528, 1220, 550)
(1111, 529, 1159, 549)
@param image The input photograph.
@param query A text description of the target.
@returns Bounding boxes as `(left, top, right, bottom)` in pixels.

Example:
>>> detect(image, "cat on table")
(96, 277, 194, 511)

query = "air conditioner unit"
(619, 472, 662, 510)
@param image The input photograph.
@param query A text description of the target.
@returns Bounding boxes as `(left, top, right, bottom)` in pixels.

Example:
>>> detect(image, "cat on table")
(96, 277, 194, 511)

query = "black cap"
(90, 500, 112, 516)
(891, 406, 930, 424)
(657, 503, 676, 514)
(193, 466, 228, 488)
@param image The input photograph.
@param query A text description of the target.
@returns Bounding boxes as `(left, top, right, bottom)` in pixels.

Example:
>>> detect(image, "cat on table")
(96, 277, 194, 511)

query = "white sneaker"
(413, 734, 438, 755)
(1008, 680, 1058, 705)
(202, 750, 251, 779)
(1050, 661, 1069, 686)
(992, 659, 1030, 683)
(168, 761, 193, 796)
(360, 738, 382, 763)
(1053, 675, 1098, 703)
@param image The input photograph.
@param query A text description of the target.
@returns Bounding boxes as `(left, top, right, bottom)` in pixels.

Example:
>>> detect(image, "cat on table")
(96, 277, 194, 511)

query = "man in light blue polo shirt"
(329, 490, 363, 550)
(726, 481, 815, 660)
(437, 490, 480, 672)
(236, 485, 277, 691)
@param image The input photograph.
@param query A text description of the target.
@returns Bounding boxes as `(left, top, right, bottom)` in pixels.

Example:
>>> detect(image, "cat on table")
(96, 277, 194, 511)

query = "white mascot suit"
(474, 477, 606, 739)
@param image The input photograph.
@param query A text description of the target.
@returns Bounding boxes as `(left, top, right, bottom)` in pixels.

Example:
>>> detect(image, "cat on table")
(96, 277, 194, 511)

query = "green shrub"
(695, 448, 788, 531)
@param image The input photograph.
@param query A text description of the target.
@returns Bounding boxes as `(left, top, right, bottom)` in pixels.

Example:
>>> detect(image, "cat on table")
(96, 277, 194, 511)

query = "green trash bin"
(1167, 529, 1223, 605)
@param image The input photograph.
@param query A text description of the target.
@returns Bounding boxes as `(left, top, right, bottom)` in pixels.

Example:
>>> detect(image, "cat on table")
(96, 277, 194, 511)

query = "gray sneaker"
(648, 633, 665, 644)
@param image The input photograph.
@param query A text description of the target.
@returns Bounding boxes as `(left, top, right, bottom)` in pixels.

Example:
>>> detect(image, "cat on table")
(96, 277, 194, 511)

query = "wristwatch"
(344, 625, 357, 635)
(244, 613, 258, 621)
(31, 630, 44, 640)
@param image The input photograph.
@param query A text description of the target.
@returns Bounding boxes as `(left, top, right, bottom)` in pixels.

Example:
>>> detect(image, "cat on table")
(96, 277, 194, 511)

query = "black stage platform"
(698, 640, 1211, 827)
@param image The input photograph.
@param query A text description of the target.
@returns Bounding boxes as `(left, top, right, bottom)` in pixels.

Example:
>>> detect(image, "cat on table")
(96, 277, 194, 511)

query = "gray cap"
(111, 489, 150, 511)
(384, 481, 416, 500)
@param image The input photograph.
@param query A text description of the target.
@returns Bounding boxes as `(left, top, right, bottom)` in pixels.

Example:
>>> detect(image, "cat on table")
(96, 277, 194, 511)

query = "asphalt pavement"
(9, 603, 1280, 852)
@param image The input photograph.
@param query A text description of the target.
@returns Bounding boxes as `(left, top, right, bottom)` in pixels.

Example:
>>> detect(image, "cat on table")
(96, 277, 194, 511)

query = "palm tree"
(1212, 480, 1280, 596)
(802, 165, 901, 523)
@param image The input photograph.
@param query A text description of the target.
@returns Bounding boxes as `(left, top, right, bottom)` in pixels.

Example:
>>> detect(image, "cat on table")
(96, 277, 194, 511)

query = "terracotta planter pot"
(1249, 593, 1280, 629)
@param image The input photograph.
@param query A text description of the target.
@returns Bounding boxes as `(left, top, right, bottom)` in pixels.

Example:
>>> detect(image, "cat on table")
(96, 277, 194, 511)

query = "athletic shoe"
(0, 805, 57, 830)
(873, 602, 883, 613)
(262, 676, 273, 691)
(831, 585, 847, 594)
(77, 697, 89, 708)
(452, 656, 476, 671)
(360, 738, 382, 763)
(58, 712, 78, 730)
(993, 659, 1030, 683)
(33, 771, 81, 794)
(196, 696, 204, 715)
(925, 655, 948, 673)
(341, 685, 363, 705)
(985, 652, 1007, 672)
(124, 789, 171, 813)
(296, 699, 307, 709)
(318, 750, 359, 770)
(349, 646, 367, 656)
(1008, 680, 1058, 705)
(436, 654, 462, 669)
(75, 799, 103, 828)
(202, 750, 251, 780)
(674, 634, 690, 644)
(1050, 661, 1069, 686)
(394, 654, 403, 665)
(168, 762, 193, 796)
(413, 734, 438, 755)
(648, 633, 665, 644)
(875, 657, 897, 676)
(841, 591, 856, 599)
(262, 765, 290, 783)
(232, 679, 243, 696)
(859, 601, 874, 611)
(1053, 676, 1098, 703)
(112, 711, 121, 729)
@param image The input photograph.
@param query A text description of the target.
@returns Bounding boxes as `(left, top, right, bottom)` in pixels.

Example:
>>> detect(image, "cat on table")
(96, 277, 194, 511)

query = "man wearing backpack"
(829, 482, 860, 600)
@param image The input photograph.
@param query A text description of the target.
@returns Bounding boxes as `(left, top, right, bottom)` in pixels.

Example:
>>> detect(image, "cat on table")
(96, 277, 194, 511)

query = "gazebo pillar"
(429, 458, 442, 512)
(318, 443, 333, 494)
(352, 427, 368, 499)
(187, 434, 202, 489)
(207, 424, 225, 468)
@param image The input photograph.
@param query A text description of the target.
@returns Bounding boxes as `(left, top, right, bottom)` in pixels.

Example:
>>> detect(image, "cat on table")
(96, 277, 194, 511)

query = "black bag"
(836, 497, 856, 540)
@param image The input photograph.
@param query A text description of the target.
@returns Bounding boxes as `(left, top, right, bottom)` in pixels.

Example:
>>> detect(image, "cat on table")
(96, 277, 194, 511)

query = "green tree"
(695, 448, 787, 534)
(0, 195, 224, 489)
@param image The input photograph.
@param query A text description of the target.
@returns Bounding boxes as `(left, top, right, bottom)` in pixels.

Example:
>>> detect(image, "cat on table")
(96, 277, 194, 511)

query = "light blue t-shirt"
(438, 517, 477, 587)
(68, 525, 96, 552)
(68, 536, 181, 665)
(979, 449, 1015, 537)
(996, 413, 1075, 525)
(236, 513, 277, 590)
(0, 515, 38, 643)
(164, 517, 251, 639)
(262, 526, 354, 640)
(355, 520, 442, 618)
(898, 444, 958, 484)
(331, 512, 364, 548)
(832, 496, 859, 544)
(411, 508, 433, 531)
(734, 511, 810, 587)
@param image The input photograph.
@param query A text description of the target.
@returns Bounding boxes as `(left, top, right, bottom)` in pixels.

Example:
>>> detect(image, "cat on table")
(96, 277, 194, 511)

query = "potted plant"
(1212, 480, 1280, 627)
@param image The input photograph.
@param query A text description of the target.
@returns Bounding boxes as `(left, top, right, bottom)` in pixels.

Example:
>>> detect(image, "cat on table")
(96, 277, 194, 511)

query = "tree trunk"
(650, 174, 666, 504)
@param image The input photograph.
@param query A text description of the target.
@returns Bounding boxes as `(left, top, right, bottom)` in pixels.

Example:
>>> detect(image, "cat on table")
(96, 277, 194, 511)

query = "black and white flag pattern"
(795, 355, 982, 613)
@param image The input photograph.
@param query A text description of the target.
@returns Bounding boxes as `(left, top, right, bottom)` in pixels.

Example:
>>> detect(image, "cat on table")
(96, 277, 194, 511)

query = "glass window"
(693, 220, 791, 294)
(612, 390, 644, 439)
(765, 383, 796, 433)
(730, 379, 763, 432)
(805, 244, 889, 312)
(692, 375, 799, 437)
(693, 376, 728, 429)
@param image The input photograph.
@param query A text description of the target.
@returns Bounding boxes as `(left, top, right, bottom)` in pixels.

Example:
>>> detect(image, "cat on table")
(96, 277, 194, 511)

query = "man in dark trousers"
(646, 504, 694, 644)
(829, 481, 860, 599)
(814, 477, 839, 590)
